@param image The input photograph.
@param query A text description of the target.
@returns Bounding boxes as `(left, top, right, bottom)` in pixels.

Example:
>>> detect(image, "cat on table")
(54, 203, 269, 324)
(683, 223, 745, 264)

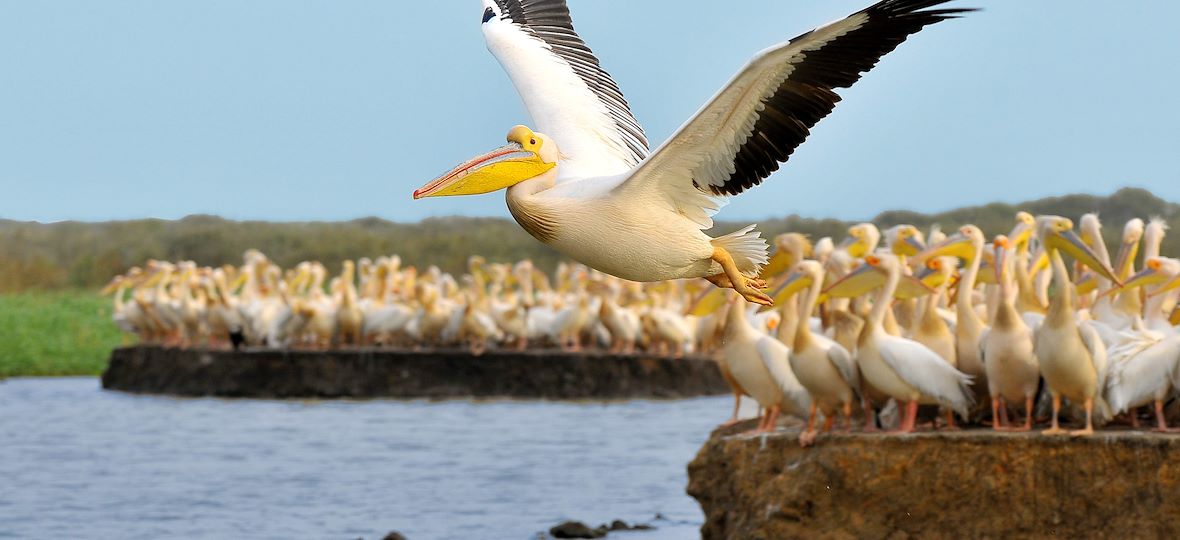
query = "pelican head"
(1113, 218, 1146, 279)
(1035, 215, 1121, 285)
(841, 223, 880, 258)
(916, 256, 957, 289)
(413, 126, 558, 199)
(885, 224, 926, 256)
(768, 260, 824, 305)
(1009, 211, 1036, 251)
(1120, 256, 1180, 296)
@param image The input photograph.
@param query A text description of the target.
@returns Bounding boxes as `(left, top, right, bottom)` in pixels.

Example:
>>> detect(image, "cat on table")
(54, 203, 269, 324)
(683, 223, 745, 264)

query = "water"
(0, 378, 728, 540)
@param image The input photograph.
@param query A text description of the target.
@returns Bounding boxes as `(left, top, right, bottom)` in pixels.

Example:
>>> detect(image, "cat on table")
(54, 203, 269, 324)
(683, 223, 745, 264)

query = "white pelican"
(1032, 216, 1120, 436)
(719, 296, 811, 433)
(981, 235, 1040, 431)
(415, 0, 974, 305)
(776, 261, 857, 445)
(853, 253, 973, 432)
(926, 227, 989, 386)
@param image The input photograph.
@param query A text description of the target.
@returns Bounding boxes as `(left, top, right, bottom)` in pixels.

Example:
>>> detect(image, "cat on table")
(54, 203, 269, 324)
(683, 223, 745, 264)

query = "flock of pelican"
(705, 213, 1180, 443)
(102, 212, 1180, 442)
(101, 248, 752, 355)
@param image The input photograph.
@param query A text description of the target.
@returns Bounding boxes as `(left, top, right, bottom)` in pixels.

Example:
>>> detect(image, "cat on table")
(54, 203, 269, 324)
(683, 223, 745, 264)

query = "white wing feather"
(877, 334, 973, 417)
(756, 336, 811, 416)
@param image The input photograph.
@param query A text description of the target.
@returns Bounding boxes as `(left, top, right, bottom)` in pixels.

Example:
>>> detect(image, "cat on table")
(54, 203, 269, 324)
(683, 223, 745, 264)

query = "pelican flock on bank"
(414, 0, 975, 306)
(104, 212, 1180, 442)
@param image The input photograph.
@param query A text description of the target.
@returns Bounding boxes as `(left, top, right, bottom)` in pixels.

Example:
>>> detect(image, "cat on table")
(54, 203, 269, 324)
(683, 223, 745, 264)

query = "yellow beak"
(413, 143, 554, 199)
(917, 266, 950, 290)
(895, 235, 927, 257)
(1108, 265, 1168, 297)
(760, 251, 795, 280)
(919, 234, 976, 263)
(823, 264, 934, 300)
(1075, 274, 1098, 296)
(1010, 222, 1035, 252)
(1112, 239, 1140, 281)
(1153, 274, 1180, 296)
(823, 263, 880, 299)
(1046, 228, 1121, 286)
(768, 271, 812, 307)
(686, 287, 728, 317)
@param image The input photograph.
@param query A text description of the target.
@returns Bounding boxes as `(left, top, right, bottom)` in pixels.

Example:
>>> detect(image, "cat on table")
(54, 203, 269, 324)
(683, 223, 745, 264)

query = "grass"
(0, 290, 122, 377)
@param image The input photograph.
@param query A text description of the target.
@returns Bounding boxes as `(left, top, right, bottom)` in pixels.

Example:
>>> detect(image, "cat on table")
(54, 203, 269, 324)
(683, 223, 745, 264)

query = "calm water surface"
(0, 378, 729, 539)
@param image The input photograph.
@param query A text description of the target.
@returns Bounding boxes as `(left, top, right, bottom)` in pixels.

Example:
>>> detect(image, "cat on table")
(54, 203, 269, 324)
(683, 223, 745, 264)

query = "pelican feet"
(709, 247, 774, 306)
(798, 429, 819, 447)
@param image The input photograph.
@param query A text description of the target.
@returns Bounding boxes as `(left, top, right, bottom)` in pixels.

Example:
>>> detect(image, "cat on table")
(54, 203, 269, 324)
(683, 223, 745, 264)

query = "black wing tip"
(866, 0, 980, 17)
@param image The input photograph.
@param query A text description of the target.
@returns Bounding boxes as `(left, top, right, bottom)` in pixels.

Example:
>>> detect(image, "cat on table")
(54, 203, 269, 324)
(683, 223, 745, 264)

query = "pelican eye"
(529, 138, 536, 146)
(482, 7, 495, 23)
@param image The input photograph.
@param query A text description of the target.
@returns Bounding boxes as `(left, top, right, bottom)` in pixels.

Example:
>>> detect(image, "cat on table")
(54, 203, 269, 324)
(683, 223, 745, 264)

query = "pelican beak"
(1046, 229, 1121, 286)
(823, 263, 881, 299)
(919, 234, 976, 263)
(902, 235, 927, 256)
(760, 251, 794, 279)
(413, 142, 554, 199)
(1010, 223, 1034, 251)
(1031, 251, 1050, 275)
(1075, 274, 1098, 295)
(1112, 239, 1140, 281)
(1109, 262, 1168, 297)
(1154, 274, 1180, 296)
(687, 287, 728, 317)
(977, 257, 997, 286)
(994, 247, 1006, 286)
(896, 275, 937, 300)
(768, 271, 811, 306)
(917, 266, 948, 289)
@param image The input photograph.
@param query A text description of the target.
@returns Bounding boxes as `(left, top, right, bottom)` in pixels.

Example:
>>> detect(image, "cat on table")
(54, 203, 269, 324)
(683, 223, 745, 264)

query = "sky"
(2, 1, 1178, 224)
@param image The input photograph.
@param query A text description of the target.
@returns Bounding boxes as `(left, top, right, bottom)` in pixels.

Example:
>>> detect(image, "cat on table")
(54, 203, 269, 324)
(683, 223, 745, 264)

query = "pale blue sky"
(2, 1, 1178, 223)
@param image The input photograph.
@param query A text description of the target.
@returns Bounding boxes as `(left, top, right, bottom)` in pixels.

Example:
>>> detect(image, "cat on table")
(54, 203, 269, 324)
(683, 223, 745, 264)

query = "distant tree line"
(2, 188, 1176, 293)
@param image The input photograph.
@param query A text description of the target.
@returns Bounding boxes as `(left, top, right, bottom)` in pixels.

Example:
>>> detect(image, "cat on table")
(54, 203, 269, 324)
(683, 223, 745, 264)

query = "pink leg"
(991, 396, 1004, 431)
(1153, 400, 1178, 433)
(800, 403, 819, 447)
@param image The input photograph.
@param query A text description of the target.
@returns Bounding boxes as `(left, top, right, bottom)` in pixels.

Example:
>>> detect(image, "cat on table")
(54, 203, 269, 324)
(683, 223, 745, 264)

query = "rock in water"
(549, 521, 606, 538)
(688, 425, 1180, 538)
(381, 533, 406, 540)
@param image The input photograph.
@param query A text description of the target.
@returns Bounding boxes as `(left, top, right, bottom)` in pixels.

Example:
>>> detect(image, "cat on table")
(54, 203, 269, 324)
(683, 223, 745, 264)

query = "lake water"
(0, 378, 730, 539)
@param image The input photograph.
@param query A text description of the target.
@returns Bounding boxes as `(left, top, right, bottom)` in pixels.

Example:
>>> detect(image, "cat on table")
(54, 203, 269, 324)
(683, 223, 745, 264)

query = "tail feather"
(711, 225, 770, 276)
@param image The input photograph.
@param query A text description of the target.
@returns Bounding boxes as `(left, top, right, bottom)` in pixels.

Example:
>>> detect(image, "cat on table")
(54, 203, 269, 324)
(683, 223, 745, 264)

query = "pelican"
(415, 0, 974, 306)
(776, 261, 857, 446)
(1032, 216, 1120, 436)
(719, 296, 811, 433)
(853, 253, 973, 432)
(982, 235, 1040, 431)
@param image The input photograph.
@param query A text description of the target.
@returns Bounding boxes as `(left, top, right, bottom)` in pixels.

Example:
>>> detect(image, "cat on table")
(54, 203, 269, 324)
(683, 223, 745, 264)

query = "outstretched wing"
(618, 0, 973, 229)
(482, 0, 648, 179)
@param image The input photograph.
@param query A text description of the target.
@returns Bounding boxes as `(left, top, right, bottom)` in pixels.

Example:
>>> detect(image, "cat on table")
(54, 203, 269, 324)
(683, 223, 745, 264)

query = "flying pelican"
(415, 0, 974, 305)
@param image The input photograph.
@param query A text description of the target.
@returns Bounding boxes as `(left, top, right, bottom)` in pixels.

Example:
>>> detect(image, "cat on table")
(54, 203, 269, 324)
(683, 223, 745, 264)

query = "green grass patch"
(0, 290, 122, 377)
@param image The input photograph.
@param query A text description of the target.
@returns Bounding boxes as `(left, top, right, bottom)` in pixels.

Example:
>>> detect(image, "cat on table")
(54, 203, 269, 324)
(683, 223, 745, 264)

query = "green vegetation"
(0, 187, 1175, 377)
(0, 290, 122, 377)
(3, 188, 1175, 294)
